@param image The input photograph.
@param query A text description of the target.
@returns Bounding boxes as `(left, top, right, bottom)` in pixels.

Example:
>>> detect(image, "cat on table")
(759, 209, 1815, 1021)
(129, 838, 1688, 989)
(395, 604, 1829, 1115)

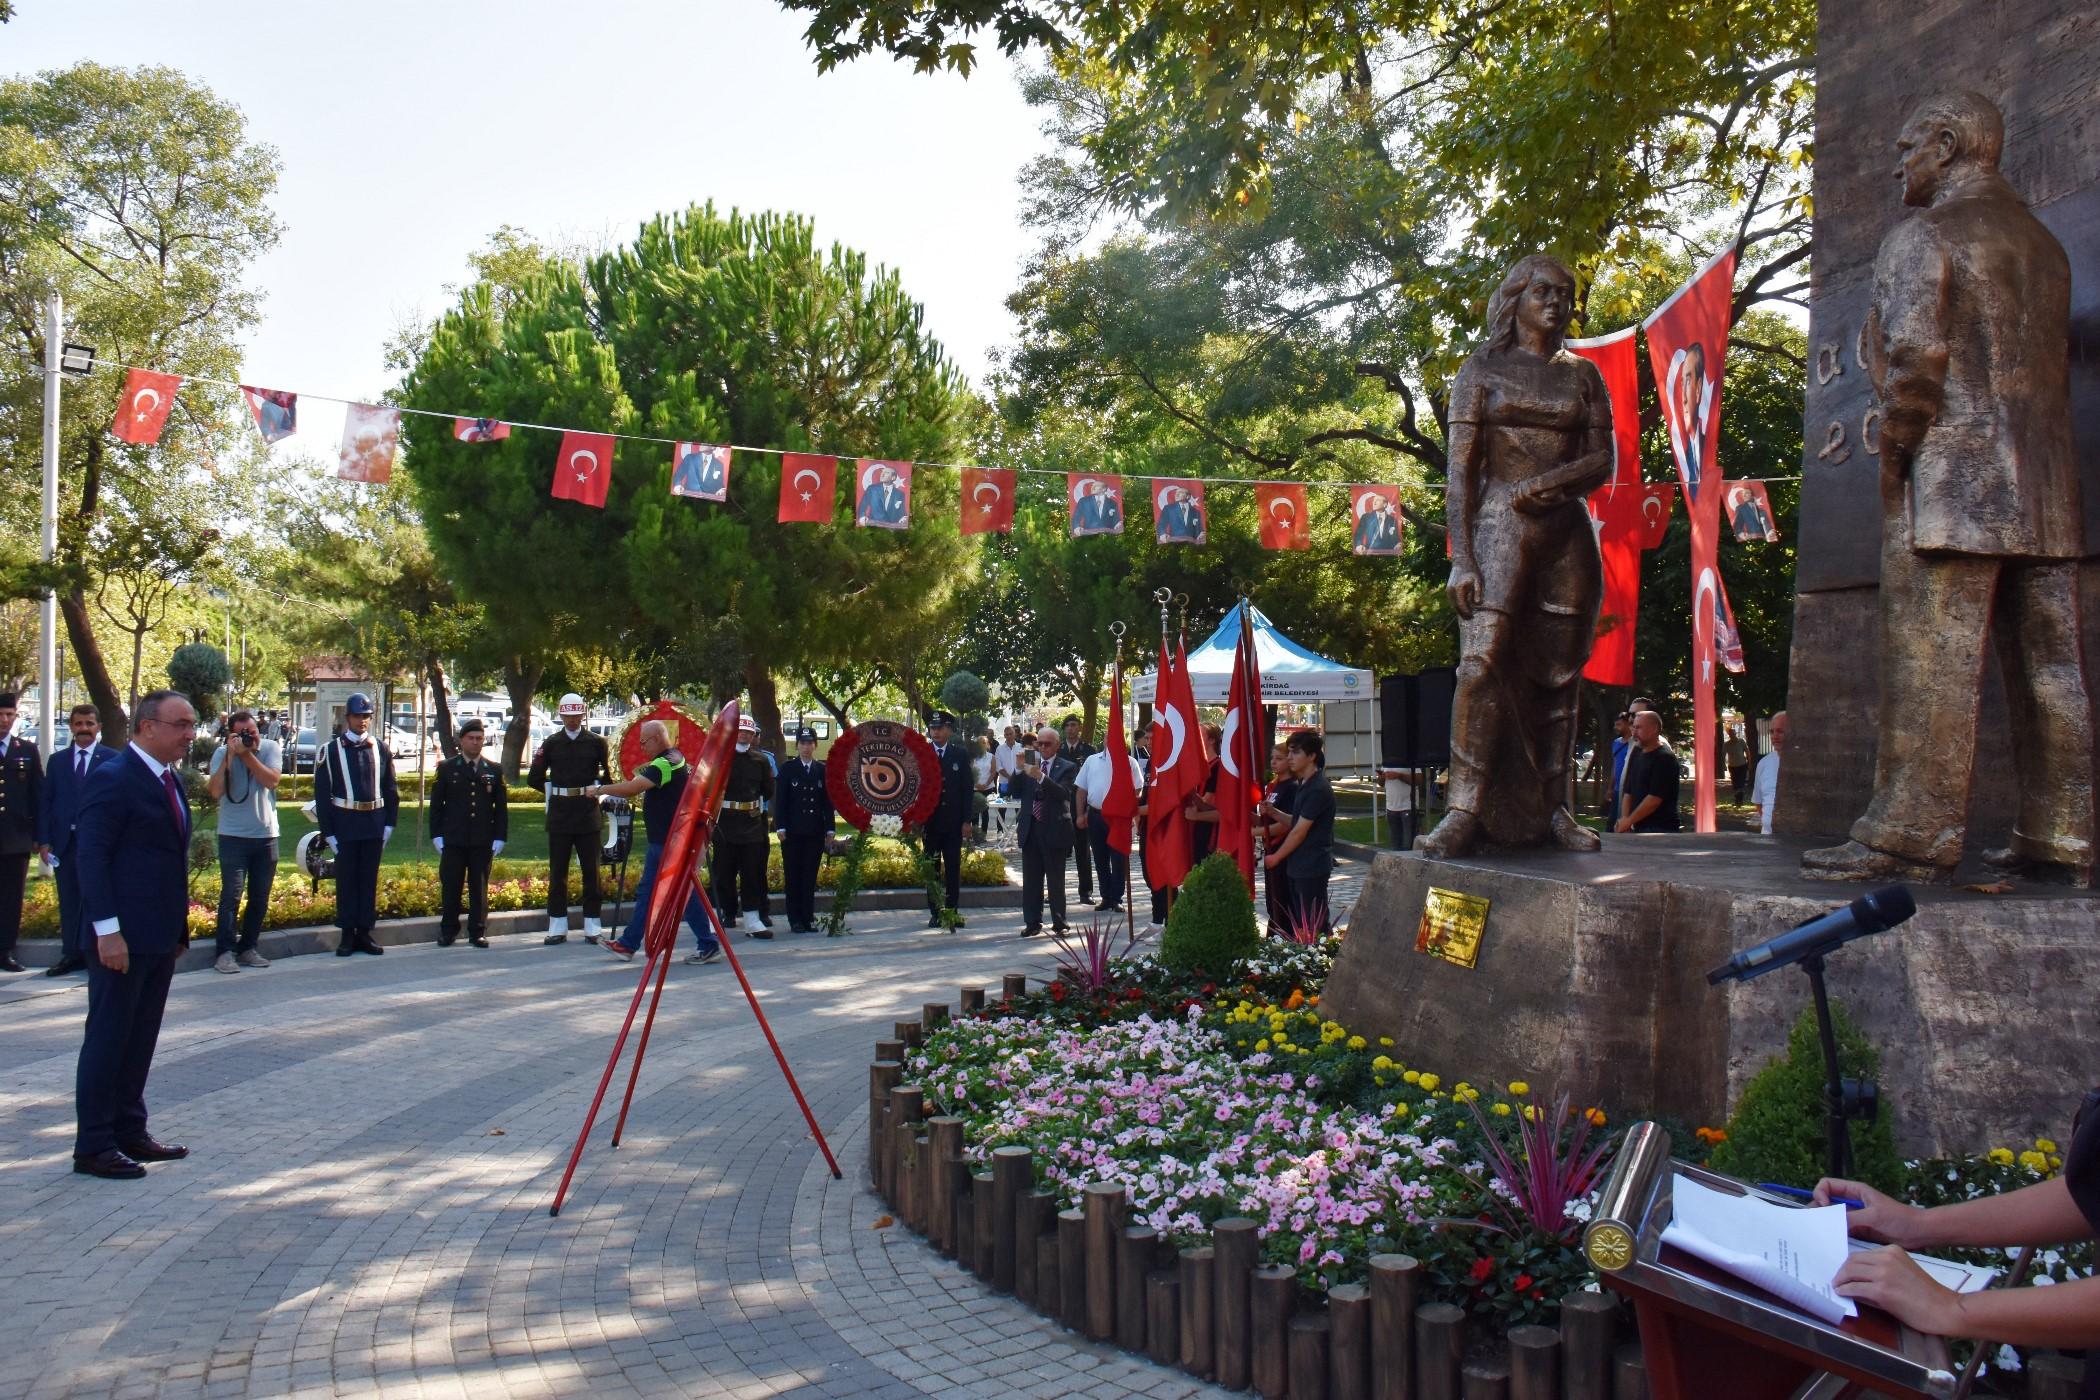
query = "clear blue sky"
(5, 0, 1050, 412)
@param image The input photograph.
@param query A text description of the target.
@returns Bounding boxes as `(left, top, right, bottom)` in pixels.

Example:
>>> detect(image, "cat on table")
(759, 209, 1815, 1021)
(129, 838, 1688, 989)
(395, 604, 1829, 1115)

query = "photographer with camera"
(206, 708, 282, 973)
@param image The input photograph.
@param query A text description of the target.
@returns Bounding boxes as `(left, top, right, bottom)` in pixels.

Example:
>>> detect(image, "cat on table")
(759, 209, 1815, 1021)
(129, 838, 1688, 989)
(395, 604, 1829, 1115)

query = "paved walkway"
(0, 861, 1367, 1400)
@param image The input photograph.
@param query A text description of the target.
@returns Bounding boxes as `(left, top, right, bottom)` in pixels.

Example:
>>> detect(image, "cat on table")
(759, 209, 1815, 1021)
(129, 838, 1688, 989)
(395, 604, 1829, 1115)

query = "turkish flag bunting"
(1099, 666, 1140, 855)
(110, 369, 181, 445)
(1144, 638, 1204, 891)
(1254, 483, 1309, 550)
(1634, 482, 1674, 549)
(1150, 477, 1208, 545)
(454, 417, 511, 443)
(853, 458, 913, 530)
(337, 404, 400, 484)
(960, 466, 1015, 535)
(1213, 603, 1265, 892)
(778, 453, 838, 523)
(1644, 242, 1739, 834)
(552, 430, 613, 508)
(240, 386, 297, 444)
(1569, 328, 1643, 687)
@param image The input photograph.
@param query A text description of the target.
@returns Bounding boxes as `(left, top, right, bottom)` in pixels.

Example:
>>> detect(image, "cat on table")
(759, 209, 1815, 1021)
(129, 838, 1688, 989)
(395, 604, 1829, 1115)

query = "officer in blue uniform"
(923, 710, 973, 930)
(0, 691, 41, 972)
(775, 726, 834, 933)
(315, 693, 398, 957)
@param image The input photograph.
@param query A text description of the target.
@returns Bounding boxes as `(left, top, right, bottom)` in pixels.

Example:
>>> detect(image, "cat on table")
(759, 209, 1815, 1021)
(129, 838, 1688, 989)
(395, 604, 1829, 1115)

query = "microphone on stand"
(1706, 885, 1917, 985)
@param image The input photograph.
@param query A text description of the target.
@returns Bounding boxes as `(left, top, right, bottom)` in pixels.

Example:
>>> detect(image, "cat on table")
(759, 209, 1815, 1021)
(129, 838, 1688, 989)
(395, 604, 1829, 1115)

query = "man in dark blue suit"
(73, 688, 197, 1180)
(1010, 728, 1078, 937)
(922, 711, 973, 930)
(40, 703, 117, 977)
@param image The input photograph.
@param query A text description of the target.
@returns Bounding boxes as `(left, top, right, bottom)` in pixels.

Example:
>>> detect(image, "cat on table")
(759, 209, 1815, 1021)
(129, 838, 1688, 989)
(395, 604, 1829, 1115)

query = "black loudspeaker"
(1381, 666, 1457, 769)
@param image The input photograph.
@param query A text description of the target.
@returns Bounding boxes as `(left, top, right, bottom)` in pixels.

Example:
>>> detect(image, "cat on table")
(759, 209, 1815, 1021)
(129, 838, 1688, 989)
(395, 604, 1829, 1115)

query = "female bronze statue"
(1417, 254, 1615, 858)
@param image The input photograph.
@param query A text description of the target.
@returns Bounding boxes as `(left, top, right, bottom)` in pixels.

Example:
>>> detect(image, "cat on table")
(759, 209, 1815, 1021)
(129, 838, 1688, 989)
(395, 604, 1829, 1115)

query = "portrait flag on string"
(109, 368, 181, 445)
(1213, 601, 1265, 892)
(1349, 485, 1403, 556)
(1644, 241, 1738, 836)
(1099, 666, 1139, 856)
(1254, 482, 1309, 551)
(1144, 637, 1203, 892)
(551, 430, 613, 508)
(453, 417, 512, 443)
(1724, 479, 1780, 543)
(1151, 478, 1208, 545)
(960, 466, 1015, 535)
(1568, 328, 1643, 688)
(240, 386, 298, 444)
(854, 458, 913, 530)
(1067, 472, 1124, 538)
(778, 453, 837, 523)
(338, 404, 400, 484)
(670, 443, 731, 502)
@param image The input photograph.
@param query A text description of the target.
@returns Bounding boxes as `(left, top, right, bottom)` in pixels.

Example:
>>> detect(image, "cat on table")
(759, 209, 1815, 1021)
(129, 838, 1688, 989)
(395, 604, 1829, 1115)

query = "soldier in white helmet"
(527, 693, 611, 944)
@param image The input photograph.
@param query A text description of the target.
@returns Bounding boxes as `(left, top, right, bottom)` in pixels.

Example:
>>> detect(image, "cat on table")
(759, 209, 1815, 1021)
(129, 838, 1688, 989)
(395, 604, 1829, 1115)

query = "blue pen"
(1758, 1182, 1863, 1209)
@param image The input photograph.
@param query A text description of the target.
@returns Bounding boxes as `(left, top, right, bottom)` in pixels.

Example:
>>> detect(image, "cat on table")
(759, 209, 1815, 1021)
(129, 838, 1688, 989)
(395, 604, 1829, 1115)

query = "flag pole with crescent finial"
(1110, 620, 1136, 949)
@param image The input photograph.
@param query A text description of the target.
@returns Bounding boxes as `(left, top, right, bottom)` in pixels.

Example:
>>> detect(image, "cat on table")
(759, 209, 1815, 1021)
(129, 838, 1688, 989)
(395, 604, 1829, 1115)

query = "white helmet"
(558, 693, 586, 717)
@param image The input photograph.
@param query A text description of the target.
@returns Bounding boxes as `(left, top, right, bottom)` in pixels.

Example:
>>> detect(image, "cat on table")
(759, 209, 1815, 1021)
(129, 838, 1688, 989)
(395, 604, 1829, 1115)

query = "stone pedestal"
(1324, 836, 2099, 1155)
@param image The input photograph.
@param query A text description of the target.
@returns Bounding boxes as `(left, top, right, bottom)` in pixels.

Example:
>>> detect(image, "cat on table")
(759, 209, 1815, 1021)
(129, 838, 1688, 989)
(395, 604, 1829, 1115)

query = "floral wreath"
(824, 720, 943, 831)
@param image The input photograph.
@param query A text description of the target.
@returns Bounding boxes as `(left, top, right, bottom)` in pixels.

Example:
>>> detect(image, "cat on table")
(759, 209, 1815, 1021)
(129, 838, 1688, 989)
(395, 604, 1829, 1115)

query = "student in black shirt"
(1615, 710, 1682, 834)
(1264, 730, 1336, 933)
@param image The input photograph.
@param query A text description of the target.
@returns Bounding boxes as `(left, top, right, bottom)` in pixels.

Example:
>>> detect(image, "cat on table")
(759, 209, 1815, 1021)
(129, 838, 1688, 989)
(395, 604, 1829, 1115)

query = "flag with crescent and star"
(1569, 328, 1643, 687)
(551, 429, 613, 507)
(1100, 664, 1139, 855)
(854, 458, 912, 530)
(1144, 637, 1203, 891)
(453, 417, 512, 443)
(337, 404, 400, 484)
(240, 386, 297, 444)
(1213, 600, 1265, 892)
(1254, 482, 1309, 550)
(109, 368, 181, 445)
(1644, 242, 1737, 836)
(1349, 485, 1404, 557)
(777, 452, 837, 523)
(960, 466, 1015, 535)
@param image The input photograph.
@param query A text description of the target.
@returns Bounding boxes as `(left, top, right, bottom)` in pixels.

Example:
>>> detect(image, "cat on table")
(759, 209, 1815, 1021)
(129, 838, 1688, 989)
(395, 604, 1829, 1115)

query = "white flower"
(870, 814, 903, 837)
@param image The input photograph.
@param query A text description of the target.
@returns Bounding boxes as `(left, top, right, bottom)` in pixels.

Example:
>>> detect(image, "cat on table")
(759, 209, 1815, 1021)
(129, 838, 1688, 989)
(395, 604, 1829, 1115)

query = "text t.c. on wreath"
(825, 719, 942, 831)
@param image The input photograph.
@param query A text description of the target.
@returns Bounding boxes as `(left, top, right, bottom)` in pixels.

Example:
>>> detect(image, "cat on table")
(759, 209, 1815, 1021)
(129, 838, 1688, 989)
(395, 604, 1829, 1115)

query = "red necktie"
(161, 768, 186, 830)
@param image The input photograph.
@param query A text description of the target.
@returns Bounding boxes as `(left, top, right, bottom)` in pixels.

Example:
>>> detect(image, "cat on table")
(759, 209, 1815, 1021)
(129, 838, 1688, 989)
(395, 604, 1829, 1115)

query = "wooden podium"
(1584, 1123, 1960, 1400)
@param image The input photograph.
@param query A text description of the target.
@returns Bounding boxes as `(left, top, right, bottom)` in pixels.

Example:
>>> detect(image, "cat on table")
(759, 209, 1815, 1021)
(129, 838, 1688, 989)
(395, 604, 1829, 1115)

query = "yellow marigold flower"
(1492, 1103, 1512, 1117)
(1374, 1075, 1386, 1087)
(1403, 1070, 1422, 1085)
(1455, 1085, 1479, 1102)
(1347, 1035, 1367, 1051)
(1987, 1147, 2015, 1166)
(1372, 1055, 1394, 1072)
(1522, 1104, 1539, 1122)
(1255, 1040, 1270, 1052)
(1508, 1080, 1530, 1097)
(1378, 1037, 1394, 1047)
(2019, 1150, 2047, 1172)
(2036, 1138, 2059, 1154)
(1585, 1108, 1607, 1127)
(1389, 1101, 1409, 1116)
(1418, 1073, 1440, 1092)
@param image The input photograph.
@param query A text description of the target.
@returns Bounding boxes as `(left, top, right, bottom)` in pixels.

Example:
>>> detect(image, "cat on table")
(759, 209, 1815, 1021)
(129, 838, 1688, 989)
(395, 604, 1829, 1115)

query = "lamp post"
(38, 299, 96, 762)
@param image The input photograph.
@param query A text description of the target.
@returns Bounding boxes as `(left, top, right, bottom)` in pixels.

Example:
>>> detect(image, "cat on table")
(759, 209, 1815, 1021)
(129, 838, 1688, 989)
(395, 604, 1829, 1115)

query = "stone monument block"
(1324, 836, 2100, 1155)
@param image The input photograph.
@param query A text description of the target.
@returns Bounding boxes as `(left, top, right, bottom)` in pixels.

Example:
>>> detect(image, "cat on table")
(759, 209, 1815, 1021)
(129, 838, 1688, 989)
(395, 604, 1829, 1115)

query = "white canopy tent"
(1130, 604, 1381, 840)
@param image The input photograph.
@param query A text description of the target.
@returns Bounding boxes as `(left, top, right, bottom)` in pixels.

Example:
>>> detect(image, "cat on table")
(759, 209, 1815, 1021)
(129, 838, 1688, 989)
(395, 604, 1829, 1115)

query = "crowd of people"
(1594, 698, 1788, 837)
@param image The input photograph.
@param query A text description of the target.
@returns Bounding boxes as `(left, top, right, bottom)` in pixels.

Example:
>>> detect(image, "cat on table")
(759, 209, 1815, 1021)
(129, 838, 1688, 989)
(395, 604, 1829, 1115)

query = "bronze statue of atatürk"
(1804, 91, 2095, 885)
(1417, 253, 1614, 859)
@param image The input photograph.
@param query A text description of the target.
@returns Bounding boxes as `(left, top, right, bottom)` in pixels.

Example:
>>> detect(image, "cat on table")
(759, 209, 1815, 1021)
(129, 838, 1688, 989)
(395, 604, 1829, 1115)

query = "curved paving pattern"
(0, 862, 1363, 1399)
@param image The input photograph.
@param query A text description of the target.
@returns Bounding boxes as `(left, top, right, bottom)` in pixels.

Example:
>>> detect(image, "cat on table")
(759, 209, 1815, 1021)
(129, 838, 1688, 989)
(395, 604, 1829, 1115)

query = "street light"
(58, 343, 95, 375)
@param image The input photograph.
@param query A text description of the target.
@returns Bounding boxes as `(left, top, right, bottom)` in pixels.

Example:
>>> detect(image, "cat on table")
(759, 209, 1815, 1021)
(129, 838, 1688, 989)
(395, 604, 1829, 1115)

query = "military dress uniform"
(774, 732, 834, 933)
(315, 717, 399, 957)
(710, 743, 775, 934)
(922, 714, 973, 928)
(0, 729, 43, 969)
(528, 724, 611, 942)
(430, 746, 508, 947)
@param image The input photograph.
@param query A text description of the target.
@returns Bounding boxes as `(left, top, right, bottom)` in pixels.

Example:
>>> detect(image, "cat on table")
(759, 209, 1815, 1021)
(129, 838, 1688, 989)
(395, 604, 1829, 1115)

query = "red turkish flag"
(1254, 483, 1309, 550)
(110, 369, 181, 445)
(551, 431, 613, 508)
(1213, 604, 1265, 892)
(777, 453, 837, 523)
(960, 467, 1015, 535)
(1634, 481, 1674, 549)
(1144, 638, 1203, 891)
(1644, 242, 1738, 835)
(1570, 328, 1643, 687)
(1099, 666, 1140, 854)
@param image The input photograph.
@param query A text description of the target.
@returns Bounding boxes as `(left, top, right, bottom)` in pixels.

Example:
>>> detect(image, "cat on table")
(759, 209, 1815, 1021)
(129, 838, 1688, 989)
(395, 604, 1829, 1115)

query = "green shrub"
(1159, 850, 1260, 976)
(1708, 1003, 1904, 1195)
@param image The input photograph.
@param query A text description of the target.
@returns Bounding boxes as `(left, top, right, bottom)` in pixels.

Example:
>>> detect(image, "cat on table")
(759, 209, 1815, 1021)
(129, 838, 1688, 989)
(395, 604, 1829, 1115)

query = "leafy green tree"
(166, 641, 231, 722)
(92, 484, 219, 717)
(0, 63, 281, 742)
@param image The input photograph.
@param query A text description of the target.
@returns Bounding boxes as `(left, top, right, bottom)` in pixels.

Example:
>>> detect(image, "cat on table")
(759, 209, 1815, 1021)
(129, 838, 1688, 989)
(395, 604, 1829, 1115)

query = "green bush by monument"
(1159, 851, 1260, 977)
(1708, 1003, 1903, 1195)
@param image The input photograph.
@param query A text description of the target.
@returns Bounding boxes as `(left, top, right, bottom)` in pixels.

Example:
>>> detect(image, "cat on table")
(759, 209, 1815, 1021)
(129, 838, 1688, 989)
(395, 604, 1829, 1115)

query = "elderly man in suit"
(73, 688, 197, 1180)
(1009, 727, 1079, 937)
(39, 703, 117, 977)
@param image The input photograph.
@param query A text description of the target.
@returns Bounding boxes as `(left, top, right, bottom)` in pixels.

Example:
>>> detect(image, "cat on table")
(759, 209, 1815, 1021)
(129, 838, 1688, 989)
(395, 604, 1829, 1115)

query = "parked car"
(291, 728, 318, 773)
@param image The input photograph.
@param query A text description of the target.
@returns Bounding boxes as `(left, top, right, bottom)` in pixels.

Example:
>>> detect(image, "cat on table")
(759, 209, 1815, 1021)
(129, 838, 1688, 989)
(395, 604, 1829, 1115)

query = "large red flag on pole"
(1213, 600, 1265, 892)
(1567, 328, 1644, 687)
(1644, 243, 1739, 835)
(1100, 664, 1139, 855)
(1145, 638, 1201, 890)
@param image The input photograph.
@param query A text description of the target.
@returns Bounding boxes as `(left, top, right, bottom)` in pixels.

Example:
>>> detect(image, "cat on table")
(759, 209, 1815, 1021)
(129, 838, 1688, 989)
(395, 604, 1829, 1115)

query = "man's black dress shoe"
(44, 955, 86, 977)
(335, 943, 355, 957)
(118, 1136, 188, 1162)
(469, 935, 489, 948)
(354, 935, 384, 956)
(73, 1149, 146, 1180)
(0, 956, 24, 973)
(437, 932, 457, 948)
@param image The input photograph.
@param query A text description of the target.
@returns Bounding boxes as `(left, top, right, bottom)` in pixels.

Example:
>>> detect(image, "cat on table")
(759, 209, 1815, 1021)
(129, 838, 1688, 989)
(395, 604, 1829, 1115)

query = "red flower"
(1513, 1273, 1533, 1293)
(1049, 983, 1068, 1002)
(1470, 1258, 1493, 1283)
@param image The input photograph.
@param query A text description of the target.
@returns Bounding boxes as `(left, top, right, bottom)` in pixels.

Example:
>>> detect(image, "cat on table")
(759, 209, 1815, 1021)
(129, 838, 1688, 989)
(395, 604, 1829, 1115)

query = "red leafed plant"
(1461, 1089, 1617, 1239)
(1049, 917, 1138, 997)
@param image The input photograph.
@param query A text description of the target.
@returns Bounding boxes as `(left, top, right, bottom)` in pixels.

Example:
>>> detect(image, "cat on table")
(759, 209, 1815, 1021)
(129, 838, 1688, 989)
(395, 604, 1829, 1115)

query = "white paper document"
(1662, 1175, 1859, 1323)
